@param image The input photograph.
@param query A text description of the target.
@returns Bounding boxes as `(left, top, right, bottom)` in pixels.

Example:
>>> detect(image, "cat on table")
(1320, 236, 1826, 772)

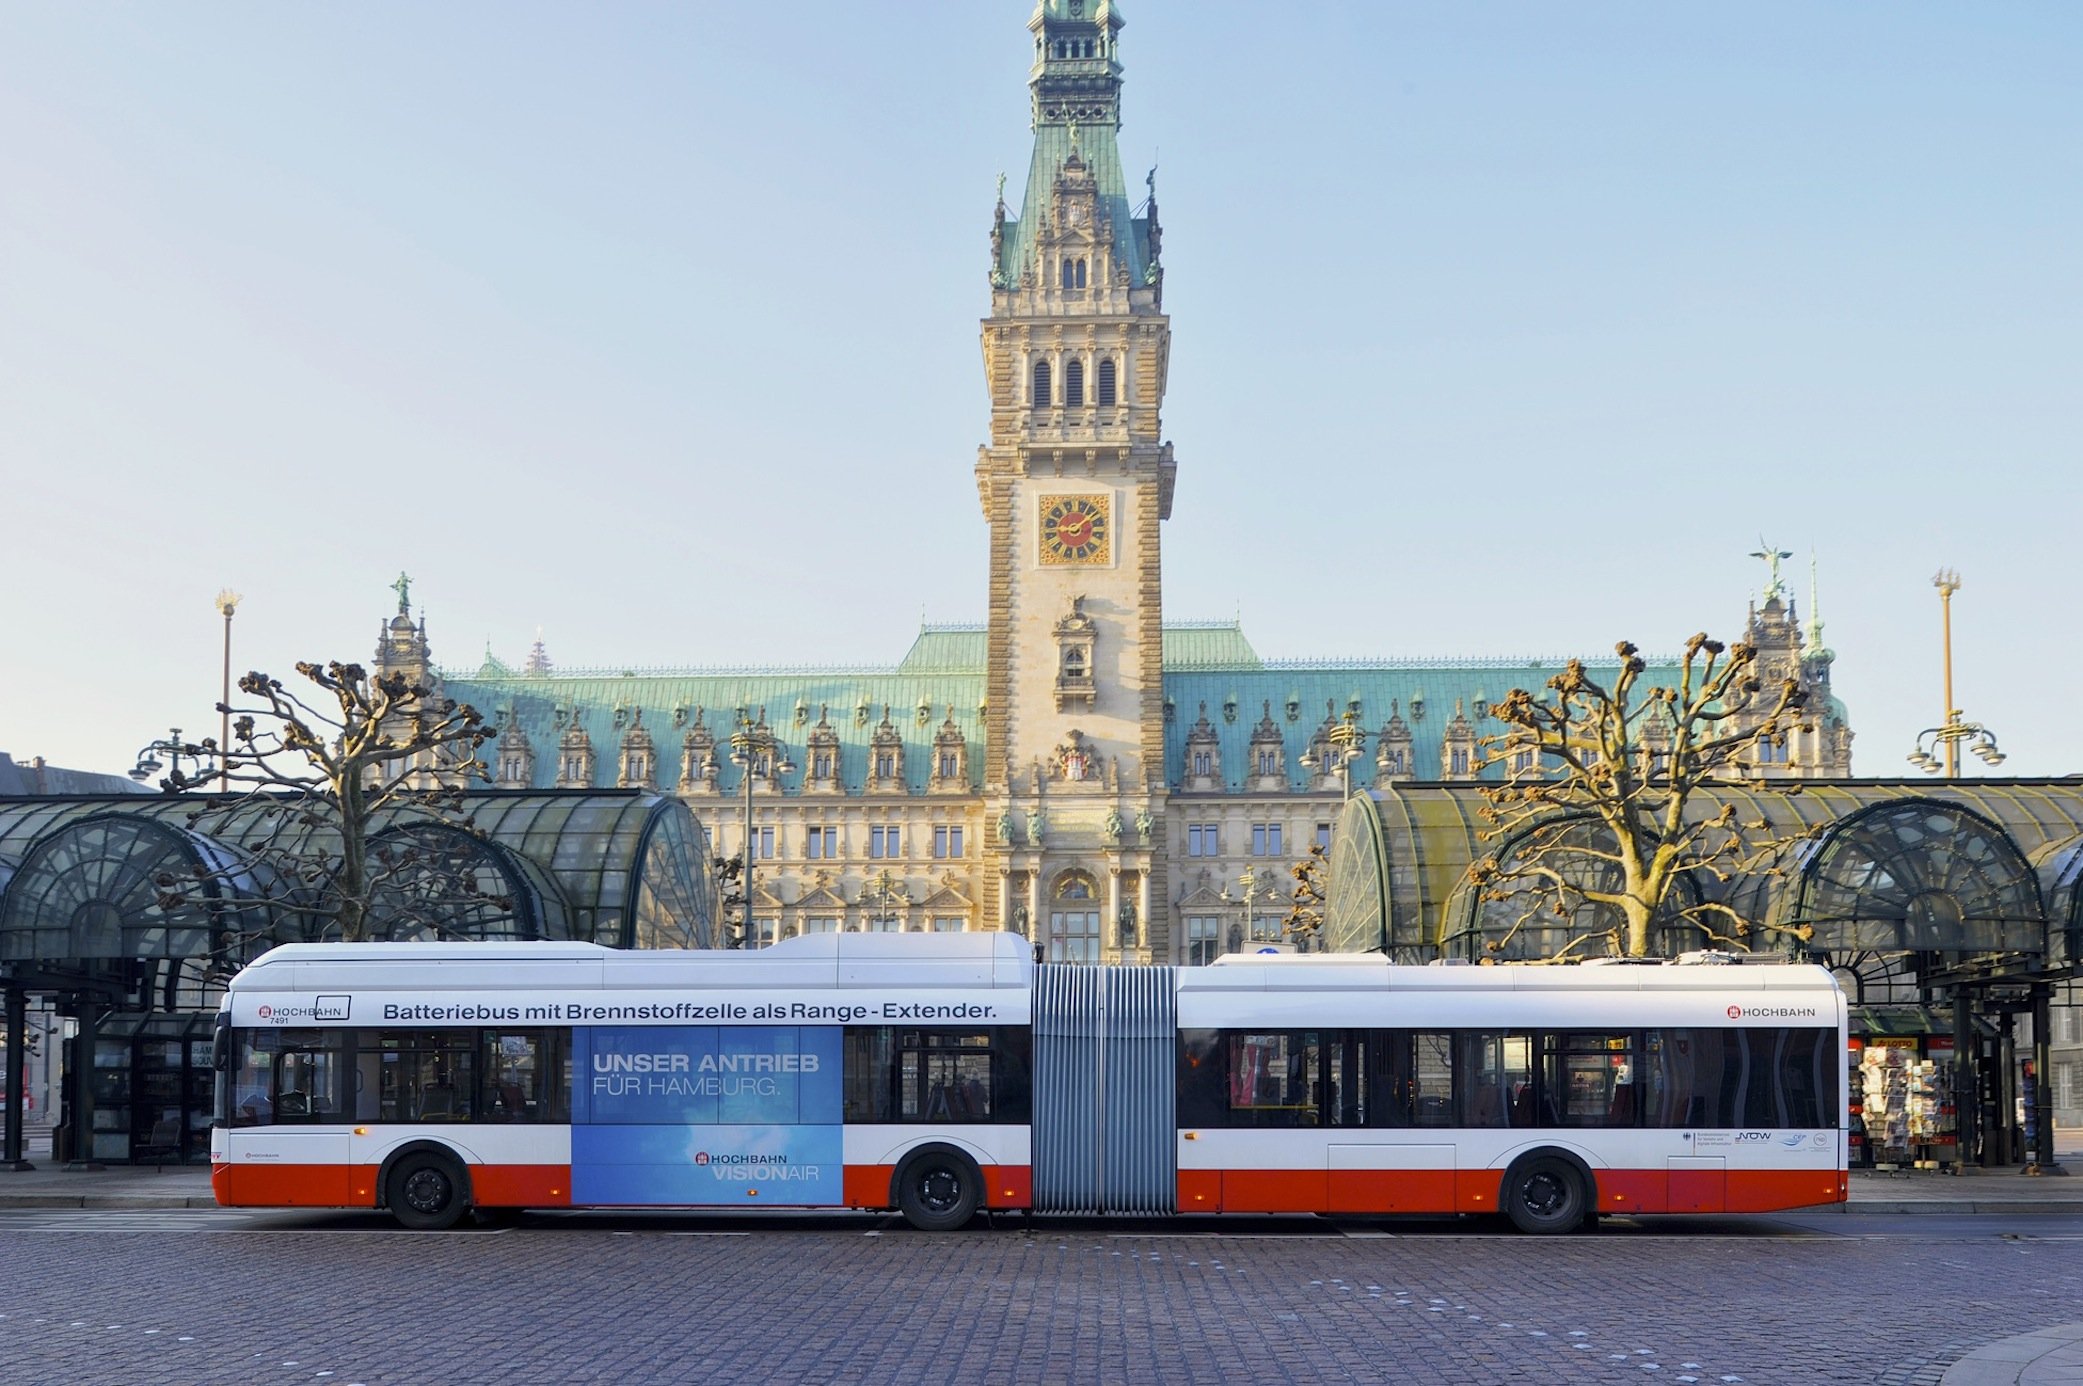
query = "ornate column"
(1106, 867, 1123, 958)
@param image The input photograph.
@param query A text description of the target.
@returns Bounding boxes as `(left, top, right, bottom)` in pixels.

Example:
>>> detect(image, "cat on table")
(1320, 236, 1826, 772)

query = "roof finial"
(1748, 538, 1791, 602)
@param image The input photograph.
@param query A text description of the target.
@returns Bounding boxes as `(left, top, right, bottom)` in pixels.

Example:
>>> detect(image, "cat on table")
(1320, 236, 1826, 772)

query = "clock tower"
(976, 0, 1174, 962)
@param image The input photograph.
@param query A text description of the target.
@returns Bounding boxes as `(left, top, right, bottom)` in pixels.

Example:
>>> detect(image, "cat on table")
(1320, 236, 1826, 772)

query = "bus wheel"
(897, 1150, 981, 1232)
(387, 1151, 470, 1231)
(1502, 1153, 1587, 1235)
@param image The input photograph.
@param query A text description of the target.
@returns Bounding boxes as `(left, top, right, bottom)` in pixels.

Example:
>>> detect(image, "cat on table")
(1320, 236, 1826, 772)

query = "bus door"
(227, 1028, 353, 1205)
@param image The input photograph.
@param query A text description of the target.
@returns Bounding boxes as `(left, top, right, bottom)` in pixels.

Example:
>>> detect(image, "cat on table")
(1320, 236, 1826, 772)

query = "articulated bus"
(211, 934, 1847, 1232)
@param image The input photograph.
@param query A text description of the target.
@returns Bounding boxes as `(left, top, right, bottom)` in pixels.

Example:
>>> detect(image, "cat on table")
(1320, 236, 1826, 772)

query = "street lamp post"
(729, 716, 794, 947)
(215, 590, 241, 792)
(1299, 711, 1367, 797)
(865, 869, 909, 931)
(129, 729, 214, 789)
(1905, 570, 2005, 777)
(1223, 865, 1263, 948)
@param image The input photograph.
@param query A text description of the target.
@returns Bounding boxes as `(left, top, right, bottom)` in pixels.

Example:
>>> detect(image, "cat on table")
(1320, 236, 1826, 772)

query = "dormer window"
(1257, 750, 1278, 776)
(1031, 359, 1052, 407)
(1193, 750, 1211, 776)
(1096, 358, 1116, 406)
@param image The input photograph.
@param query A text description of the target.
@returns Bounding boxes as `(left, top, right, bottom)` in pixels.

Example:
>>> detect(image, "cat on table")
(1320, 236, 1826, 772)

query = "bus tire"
(386, 1150, 471, 1231)
(1502, 1151, 1589, 1236)
(895, 1148, 981, 1232)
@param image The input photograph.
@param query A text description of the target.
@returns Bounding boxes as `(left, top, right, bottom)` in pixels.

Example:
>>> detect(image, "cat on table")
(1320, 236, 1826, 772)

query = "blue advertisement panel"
(570, 1026, 844, 1206)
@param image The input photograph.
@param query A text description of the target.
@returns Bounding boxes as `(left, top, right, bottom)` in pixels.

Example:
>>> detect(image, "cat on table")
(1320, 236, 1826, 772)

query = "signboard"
(570, 1026, 844, 1206)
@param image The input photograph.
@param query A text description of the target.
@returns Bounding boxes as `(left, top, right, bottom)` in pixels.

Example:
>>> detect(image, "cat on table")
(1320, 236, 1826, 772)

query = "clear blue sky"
(3, 3, 2078, 778)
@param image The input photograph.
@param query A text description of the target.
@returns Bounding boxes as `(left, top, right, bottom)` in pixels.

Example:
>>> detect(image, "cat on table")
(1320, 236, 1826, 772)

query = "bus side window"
(1383, 1025, 1466, 1125)
(482, 1032, 548, 1122)
(1177, 1028, 1225, 1128)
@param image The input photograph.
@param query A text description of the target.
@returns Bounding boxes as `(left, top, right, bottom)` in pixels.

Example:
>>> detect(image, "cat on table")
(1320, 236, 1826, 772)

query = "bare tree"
(1282, 840, 1328, 946)
(1466, 635, 1810, 959)
(155, 661, 498, 945)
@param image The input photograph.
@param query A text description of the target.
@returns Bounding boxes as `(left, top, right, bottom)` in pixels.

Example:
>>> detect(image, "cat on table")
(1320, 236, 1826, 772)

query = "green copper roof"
(997, 0, 1152, 288)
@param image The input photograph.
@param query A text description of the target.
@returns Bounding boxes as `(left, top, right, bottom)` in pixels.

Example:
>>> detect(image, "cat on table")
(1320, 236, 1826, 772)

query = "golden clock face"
(1039, 494, 1111, 565)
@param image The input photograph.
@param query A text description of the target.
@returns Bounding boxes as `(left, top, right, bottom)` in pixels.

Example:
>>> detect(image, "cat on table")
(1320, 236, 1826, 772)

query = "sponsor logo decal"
(254, 996, 350, 1024)
(1726, 1004, 1819, 1020)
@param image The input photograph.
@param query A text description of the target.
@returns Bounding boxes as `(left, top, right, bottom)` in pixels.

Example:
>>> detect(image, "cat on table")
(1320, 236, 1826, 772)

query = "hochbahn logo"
(254, 996, 351, 1024)
(1727, 1004, 1819, 1019)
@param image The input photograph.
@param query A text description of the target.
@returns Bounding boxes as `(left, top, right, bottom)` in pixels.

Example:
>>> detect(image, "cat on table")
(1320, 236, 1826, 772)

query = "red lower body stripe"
(215, 1162, 1033, 1213)
(1187, 1166, 1847, 1215)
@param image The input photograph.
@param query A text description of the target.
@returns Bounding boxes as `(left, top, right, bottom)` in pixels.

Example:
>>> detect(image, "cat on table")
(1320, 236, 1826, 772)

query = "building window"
(1382, 749, 1406, 775)
(1316, 822, 1333, 851)
(931, 917, 965, 933)
(874, 752, 896, 779)
(869, 826, 900, 859)
(1096, 357, 1116, 406)
(1185, 915, 1222, 966)
(1064, 358, 1085, 407)
(805, 916, 840, 934)
(1250, 823, 1283, 858)
(1061, 258, 1074, 290)
(747, 826, 773, 861)
(1449, 748, 1470, 776)
(812, 752, 834, 778)
(2058, 1063, 2076, 1112)
(1511, 749, 1534, 773)
(938, 751, 960, 778)
(1187, 824, 1220, 857)
(1256, 750, 1279, 777)
(933, 826, 965, 859)
(1191, 750, 1212, 777)
(1049, 871, 1101, 964)
(1757, 739, 1788, 765)
(805, 826, 838, 860)
(1031, 359, 1052, 407)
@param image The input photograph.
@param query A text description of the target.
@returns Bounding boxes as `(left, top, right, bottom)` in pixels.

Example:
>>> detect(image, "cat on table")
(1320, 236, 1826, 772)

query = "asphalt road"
(2, 1210, 2079, 1385)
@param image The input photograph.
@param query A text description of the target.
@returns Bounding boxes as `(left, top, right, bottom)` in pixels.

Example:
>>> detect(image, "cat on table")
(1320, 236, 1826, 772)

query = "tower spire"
(998, 0, 1153, 295)
(1804, 553, 1832, 659)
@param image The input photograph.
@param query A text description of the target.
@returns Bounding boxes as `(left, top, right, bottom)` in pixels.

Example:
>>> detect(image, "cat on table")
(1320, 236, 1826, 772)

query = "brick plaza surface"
(2, 1216, 2081, 1385)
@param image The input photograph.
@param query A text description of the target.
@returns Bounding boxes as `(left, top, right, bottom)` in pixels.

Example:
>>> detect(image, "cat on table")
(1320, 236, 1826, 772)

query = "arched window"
(1049, 870, 1101, 964)
(1064, 359, 1085, 407)
(1096, 357, 1116, 405)
(1061, 258, 1075, 290)
(1075, 258, 1087, 288)
(1031, 359, 1051, 407)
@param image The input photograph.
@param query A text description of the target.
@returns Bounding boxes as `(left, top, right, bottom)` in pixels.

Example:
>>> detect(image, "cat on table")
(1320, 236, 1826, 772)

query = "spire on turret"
(1803, 553, 1834, 663)
(523, 627, 553, 678)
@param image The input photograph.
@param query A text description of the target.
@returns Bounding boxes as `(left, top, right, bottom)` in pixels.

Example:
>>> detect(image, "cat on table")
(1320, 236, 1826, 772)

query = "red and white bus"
(211, 934, 1846, 1232)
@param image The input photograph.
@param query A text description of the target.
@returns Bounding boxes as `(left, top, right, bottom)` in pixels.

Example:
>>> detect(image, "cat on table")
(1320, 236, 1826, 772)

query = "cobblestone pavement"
(2, 1214, 2081, 1385)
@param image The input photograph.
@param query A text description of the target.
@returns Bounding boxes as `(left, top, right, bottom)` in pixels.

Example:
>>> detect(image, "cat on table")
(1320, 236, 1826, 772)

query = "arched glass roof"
(1772, 799, 2045, 955)
(0, 790, 716, 995)
(1320, 780, 2083, 968)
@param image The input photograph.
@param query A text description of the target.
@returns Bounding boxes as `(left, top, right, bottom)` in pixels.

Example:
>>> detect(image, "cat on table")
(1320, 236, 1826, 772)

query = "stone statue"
(1135, 809, 1155, 844)
(995, 811, 1014, 845)
(1029, 809, 1046, 842)
(1117, 902, 1137, 947)
(1103, 807, 1123, 842)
